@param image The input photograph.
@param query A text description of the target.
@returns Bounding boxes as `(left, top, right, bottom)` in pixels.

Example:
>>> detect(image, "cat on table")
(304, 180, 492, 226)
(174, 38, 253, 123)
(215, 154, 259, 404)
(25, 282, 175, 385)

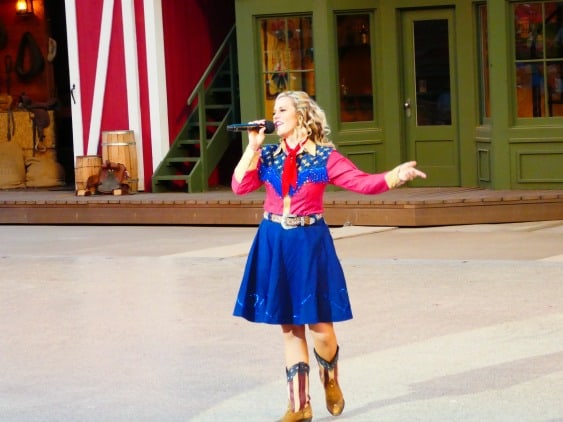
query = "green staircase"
(152, 27, 239, 193)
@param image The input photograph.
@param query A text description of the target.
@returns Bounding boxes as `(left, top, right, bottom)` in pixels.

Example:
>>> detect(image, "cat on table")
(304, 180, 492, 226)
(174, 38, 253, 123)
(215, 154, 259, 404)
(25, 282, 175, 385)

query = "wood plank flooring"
(1, 187, 562, 227)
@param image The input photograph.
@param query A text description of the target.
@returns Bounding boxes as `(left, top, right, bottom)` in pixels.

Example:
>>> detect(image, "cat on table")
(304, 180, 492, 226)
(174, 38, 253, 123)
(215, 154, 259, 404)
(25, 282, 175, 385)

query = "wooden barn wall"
(161, 0, 235, 140)
(133, 0, 150, 189)
(0, 0, 50, 104)
(75, 0, 129, 156)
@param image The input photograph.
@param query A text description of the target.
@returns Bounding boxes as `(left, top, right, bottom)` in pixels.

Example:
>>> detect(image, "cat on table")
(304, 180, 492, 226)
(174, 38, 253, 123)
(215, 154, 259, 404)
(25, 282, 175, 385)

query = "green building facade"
(234, 0, 563, 189)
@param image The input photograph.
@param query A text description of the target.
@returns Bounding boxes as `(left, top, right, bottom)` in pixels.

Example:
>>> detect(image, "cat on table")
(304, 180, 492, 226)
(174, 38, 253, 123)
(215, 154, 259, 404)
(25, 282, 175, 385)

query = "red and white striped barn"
(64, 0, 234, 191)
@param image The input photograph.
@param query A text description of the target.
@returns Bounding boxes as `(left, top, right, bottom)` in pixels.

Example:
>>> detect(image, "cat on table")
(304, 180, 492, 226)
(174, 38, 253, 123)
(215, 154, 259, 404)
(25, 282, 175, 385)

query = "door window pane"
(413, 19, 451, 126)
(514, 3, 543, 60)
(516, 63, 545, 117)
(336, 13, 374, 122)
(477, 4, 491, 119)
(514, 2, 563, 117)
(547, 61, 563, 115)
(258, 16, 314, 115)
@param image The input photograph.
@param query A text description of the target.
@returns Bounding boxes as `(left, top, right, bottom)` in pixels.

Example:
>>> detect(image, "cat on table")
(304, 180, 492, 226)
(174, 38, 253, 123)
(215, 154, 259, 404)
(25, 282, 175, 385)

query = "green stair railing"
(152, 26, 239, 193)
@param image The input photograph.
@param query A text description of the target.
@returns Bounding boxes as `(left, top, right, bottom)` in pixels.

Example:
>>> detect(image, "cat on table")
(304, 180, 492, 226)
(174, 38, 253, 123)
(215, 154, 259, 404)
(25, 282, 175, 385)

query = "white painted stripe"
(166, 242, 252, 258)
(87, 0, 115, 156)
(63, 0, 84, 157)
(144, 0, 170, 172)
(191, 313, 563, 421)
(121, 0, 145, 189)
(165, 226, 396, 258)
(541, 254, 563, 262)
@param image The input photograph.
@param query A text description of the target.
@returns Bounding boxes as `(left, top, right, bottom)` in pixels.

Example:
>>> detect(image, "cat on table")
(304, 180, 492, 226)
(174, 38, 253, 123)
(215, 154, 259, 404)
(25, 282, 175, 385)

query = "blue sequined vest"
(259, 143, 332, 197)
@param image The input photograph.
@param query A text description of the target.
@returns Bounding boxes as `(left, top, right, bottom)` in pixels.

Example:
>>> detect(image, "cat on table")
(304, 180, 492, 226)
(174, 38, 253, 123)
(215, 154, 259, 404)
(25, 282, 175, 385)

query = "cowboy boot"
(314, 346, 345, 416)
(278, 362, 313, 422)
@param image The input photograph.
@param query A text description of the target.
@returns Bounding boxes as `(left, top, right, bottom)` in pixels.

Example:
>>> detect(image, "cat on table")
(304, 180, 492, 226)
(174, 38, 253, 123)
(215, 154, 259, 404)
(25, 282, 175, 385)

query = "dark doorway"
(45, 0, 74, 186)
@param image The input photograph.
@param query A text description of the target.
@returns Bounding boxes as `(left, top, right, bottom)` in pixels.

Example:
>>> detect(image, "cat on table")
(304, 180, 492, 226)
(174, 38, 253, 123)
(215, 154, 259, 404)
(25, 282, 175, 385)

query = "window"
(514, 2, 563, 117)
(413, 19, 452, 126)
(336, 13, 374, 122)
(258, 16, 314, 114)
(477, 4, 491, 120)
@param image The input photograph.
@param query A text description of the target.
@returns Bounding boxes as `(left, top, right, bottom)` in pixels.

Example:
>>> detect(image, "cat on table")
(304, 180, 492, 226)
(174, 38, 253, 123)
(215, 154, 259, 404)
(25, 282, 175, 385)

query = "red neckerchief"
(282, 138, 306, 197)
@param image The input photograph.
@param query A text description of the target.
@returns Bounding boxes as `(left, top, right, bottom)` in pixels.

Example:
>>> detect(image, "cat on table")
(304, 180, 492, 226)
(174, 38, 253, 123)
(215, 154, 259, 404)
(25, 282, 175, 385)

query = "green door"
(401, 9, 459, 186)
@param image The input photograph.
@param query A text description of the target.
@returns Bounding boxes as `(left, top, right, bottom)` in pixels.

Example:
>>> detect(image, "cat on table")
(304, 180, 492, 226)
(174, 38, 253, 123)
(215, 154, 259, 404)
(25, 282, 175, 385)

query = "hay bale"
(25, 156, 65, 188)
(0, 141, 26, 189)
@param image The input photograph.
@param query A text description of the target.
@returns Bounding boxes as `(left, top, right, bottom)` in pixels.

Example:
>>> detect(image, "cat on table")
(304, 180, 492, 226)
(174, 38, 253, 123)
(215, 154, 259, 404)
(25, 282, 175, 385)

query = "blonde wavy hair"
(275, 91, 334, 147)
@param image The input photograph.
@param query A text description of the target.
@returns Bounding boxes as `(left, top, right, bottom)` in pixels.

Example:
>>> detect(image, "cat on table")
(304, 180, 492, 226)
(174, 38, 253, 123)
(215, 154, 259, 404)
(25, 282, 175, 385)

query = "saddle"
(95, 160, 130, 194)
(18, 93, 58, 152)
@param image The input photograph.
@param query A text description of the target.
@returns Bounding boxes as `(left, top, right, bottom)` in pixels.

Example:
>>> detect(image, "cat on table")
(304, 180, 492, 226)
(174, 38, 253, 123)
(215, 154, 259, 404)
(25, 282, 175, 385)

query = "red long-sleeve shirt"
(232, 141, 391, 216)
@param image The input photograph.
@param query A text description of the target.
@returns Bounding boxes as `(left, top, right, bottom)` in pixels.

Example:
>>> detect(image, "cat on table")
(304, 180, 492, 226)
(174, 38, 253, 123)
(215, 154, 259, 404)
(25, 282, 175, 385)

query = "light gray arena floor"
(1, 221, 562, 421)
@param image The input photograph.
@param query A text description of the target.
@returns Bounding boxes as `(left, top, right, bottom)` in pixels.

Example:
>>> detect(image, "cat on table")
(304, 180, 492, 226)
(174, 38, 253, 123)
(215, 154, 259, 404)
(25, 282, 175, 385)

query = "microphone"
(227, 120, 275, 134)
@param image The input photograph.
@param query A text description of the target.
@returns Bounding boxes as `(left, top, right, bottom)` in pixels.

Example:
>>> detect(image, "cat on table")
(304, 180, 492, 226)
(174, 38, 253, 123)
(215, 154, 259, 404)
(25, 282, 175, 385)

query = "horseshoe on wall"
(15, 32, 45, 82)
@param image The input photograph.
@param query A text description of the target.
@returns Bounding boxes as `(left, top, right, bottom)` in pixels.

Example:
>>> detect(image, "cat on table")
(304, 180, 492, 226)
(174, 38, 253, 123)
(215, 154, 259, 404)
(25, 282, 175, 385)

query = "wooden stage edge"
(1, 187, 562, 227)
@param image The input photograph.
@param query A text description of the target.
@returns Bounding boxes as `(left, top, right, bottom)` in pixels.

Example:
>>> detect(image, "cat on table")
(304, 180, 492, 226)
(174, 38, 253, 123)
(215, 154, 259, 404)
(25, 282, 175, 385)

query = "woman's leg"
(308, 322, 337, 359)
(278, 324, 312, 422)
(309, 322, 345, 416)
(281, 324, 309, 366)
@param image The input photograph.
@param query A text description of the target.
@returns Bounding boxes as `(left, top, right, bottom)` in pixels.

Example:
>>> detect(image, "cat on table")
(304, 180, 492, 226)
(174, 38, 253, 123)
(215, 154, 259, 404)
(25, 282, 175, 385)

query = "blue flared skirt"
(233, 218, 353, 325)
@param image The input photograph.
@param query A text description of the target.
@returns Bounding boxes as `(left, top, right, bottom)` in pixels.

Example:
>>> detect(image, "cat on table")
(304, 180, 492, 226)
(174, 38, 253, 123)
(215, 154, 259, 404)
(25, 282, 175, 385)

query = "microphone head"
(263, 120, 276, 134)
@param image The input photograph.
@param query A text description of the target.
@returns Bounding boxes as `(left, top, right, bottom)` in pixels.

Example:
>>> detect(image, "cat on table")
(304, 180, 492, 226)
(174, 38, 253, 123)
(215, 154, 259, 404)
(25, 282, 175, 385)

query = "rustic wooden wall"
(0, 0, 52, 105)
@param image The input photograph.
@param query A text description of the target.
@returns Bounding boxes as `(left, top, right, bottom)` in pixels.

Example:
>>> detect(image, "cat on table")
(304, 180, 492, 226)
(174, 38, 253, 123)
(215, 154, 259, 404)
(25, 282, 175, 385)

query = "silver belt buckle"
(281, 214, 297, 230)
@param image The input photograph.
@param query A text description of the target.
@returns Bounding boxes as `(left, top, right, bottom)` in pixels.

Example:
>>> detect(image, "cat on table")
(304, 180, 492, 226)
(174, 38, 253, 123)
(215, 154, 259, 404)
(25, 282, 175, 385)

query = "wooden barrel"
(74, 155, 102, 194)
(101, 130, 139, 193)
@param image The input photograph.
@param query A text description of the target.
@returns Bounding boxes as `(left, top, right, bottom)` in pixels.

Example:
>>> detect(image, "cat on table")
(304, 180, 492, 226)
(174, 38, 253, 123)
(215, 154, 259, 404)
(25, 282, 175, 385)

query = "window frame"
(476, 2, 491, 124)
(256, 14, 315, 120)
(511, 0, 563, 123)
(334, 9, 378, 129)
